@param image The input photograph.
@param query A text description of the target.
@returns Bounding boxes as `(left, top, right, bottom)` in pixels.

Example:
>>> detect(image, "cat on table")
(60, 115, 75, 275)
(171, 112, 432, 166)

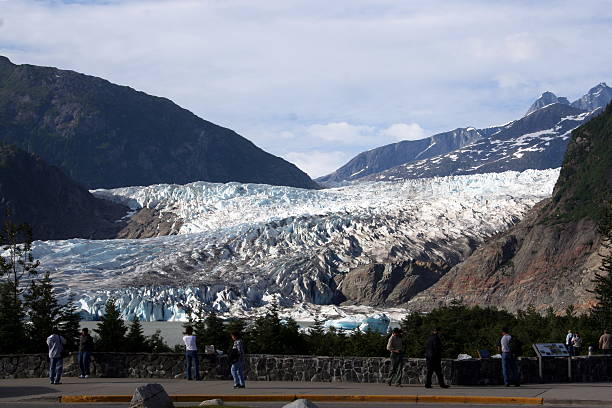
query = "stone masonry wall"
(1, 353, 611, 384)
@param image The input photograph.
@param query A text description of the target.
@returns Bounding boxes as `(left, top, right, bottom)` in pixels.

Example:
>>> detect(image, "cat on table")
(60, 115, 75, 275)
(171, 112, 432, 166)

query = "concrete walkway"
(1, 378, 611, 406)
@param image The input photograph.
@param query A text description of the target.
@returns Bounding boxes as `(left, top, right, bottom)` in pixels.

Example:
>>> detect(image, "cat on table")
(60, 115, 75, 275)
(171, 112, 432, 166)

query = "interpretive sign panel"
(533, 343, 570, 357)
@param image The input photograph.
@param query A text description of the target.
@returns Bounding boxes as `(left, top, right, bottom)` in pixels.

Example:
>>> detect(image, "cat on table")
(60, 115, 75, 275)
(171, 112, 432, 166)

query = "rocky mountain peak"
(571, 82, 612, 112)
(526, 91, 570, 116)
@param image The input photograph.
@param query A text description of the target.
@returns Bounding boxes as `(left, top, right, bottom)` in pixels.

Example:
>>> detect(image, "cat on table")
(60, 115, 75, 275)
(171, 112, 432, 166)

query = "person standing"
(386, 328, 404, 386)
(500, 327, 520, 387)
(599, 330, 612, 355)
(424, 327, 450, 389)
(183, 326, 201, 380)
(78, 328, 94, 378)
(230, 331, 245, 389)
(572, 332, 583, 356)
(566, 330, 575, 356)
(47, 328, 66, 385)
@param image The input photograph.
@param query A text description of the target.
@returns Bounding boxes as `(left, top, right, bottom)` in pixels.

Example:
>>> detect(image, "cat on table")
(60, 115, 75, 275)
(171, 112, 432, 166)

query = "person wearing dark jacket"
(425, 327, 449, 388)
(78, 328, 94, 378)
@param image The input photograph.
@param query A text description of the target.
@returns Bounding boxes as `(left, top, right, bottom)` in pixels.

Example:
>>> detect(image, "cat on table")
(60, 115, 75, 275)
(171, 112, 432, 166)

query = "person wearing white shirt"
(182, 326, 200, 380)
(565, 330, 575, 356)
(499, 327, 519, 387)
(46, 328, 66, 385)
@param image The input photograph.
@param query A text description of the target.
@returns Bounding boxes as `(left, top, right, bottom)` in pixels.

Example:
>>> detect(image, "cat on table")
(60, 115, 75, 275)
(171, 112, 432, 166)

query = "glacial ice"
(35, 169, 560, 322)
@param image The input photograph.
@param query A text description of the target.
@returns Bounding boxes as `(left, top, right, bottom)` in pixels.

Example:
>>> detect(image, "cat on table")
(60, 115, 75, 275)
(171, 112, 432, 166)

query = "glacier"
(33, 169, 560, 322)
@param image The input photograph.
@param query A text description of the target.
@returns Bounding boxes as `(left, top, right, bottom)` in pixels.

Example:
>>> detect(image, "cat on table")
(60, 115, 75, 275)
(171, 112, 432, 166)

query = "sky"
(1, 0, 611, 178)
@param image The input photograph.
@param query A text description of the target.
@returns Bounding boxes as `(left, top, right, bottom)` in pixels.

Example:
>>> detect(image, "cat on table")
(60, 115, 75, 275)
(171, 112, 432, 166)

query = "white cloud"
(284, 150, 350, 178)
(0, 0, 611, 177)
(381, 123, 427, 141)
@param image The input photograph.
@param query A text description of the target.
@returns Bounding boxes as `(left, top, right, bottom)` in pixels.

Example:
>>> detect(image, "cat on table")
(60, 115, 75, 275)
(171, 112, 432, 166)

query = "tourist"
(424, 327, 450, 389)
(566, 330, 575, 356)
(386, 328, 404, 386)
(229, 331, 245, 389)
(599, 330, 612, 355)
(78, 328, 94, 378)
(499, 327, 520, 387)
(572, 332, 583, 356)
(183, 326, 201, 380)
(46, 328, 66, 385)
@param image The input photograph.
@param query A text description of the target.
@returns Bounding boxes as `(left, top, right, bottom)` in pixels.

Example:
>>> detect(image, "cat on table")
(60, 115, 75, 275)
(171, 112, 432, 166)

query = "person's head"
(432, 327, 441, 334)
(230, 331, 241, 340)
(501, 327, 510, 335)
(392, 328, 402, 336)
(81, 327, 89, 335)
(184, 326, 193, 335)
(575, 332, 580, 337)
(568, 329, 573, 333)
(51, 327, 60, 335)
(605, 329, 609, 334)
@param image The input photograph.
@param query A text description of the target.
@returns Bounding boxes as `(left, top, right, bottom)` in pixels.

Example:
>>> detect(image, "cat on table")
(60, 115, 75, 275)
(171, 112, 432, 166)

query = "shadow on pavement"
(0, 386, 57, 398)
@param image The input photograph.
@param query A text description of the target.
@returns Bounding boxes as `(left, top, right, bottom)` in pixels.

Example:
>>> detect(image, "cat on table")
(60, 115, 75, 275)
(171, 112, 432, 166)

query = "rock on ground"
(282, 399, 320, 408)
(130, 383, 174, 408)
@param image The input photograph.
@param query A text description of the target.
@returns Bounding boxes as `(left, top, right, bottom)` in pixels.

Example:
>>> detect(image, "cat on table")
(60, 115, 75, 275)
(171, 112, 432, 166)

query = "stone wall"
(1, 353, 611, 385)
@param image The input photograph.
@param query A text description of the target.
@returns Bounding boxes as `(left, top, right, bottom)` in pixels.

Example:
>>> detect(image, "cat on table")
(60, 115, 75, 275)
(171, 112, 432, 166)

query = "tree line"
(1, 209, 611, 357)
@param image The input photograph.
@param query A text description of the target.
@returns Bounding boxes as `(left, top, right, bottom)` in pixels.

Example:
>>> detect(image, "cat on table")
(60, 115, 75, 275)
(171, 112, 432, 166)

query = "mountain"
(571, 82, 612, 111)
(316, 127, 492, 184)
(525, 91, 569, 115)
(0, 143, 128, 241)
(31, 169, 558, 320)
(0, 56, 317, 190)
(320, 83, 612, 184)
(362, 103, 592, 181)
(407, 101, 612, 313)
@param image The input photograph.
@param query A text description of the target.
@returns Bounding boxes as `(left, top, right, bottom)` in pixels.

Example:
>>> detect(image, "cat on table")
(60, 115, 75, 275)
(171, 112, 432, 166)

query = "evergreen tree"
(59, 295, 82, 352)
(0, 281, 26, 353)
(0, 216, 38, 353)
(191, 307, 207, 352)
(125, 316, 147, 352)
(94, 298, 127, 351)
(590, 205, 612, 329)
(23, 272, 62, 352)
(146, 329, 172, 352)
(202, 309, 229, 352)
(307, 313, 326, 355)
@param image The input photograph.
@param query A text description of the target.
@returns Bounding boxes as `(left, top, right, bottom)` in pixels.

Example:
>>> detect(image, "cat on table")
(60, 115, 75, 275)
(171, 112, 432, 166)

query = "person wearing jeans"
(46, 328, 66, 385)
(230, 332, 245, 389)
(183, 326, 200, 380)
(500, 327, 520, 386)
(78, 328, 94, 378)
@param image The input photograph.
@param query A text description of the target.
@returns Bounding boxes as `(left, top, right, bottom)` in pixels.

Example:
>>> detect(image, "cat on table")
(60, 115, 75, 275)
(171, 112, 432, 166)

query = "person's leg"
(185, 351, 193, 380)
(501, 353, 510, 385)
(395, 356, 404, 385)
(49, 357, 56, 383)
(434, 359, 446, 386)
(425, 358, 434, 387)
(84, 352, 91, 376)
(511, 357, 520, 385)
(55, 358, 64, 384)
(194, 352, 201, 381)
(231, 363, 239, 387)
(237, 361, 245, 387)
(388, 354, 399, 385)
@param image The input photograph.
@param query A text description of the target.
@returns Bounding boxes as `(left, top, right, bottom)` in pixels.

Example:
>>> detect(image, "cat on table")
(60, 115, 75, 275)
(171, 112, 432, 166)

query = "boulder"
(199, 399, 224, 406)
(282, 399, 319, 408)
(129, 383, 174, 408)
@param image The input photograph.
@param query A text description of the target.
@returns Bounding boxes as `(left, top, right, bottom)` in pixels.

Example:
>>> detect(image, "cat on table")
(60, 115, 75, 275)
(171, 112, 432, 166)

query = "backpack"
(509, 336, 523, 357)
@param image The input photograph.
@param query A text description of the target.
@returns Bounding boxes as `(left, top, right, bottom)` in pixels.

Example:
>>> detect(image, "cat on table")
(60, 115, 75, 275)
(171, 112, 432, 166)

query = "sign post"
(532, 343, 570, 383)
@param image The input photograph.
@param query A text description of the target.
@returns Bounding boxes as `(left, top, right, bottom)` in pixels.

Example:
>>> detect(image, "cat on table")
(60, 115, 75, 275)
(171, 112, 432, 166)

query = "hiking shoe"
(84, 375, 89, 378)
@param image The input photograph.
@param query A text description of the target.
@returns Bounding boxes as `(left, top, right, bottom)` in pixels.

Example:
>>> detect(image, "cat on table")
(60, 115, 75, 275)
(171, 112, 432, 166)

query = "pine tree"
(0, 281, 26, 353)
(125, 316, 147, 352)
(94, 298, 127, 351)
(590, 205, 612, 329)
(307, 313, 326, 355)
(202, 309, 228, 352)
(23, 272, 63, 353)
(59, 295, 82, 352)
(146, 330, 171, 352)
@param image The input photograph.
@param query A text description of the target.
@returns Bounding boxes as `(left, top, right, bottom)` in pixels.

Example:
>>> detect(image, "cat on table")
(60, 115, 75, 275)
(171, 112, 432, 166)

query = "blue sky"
(1, 0, 611, 177)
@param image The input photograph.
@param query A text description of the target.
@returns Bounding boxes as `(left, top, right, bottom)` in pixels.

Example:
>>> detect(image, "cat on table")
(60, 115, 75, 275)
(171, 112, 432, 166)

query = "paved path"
(1, 378, 611, 406)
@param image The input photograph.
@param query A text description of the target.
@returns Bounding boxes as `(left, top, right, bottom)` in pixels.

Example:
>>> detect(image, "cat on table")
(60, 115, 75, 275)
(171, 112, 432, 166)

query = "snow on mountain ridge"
(36, 169, 559, 321)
